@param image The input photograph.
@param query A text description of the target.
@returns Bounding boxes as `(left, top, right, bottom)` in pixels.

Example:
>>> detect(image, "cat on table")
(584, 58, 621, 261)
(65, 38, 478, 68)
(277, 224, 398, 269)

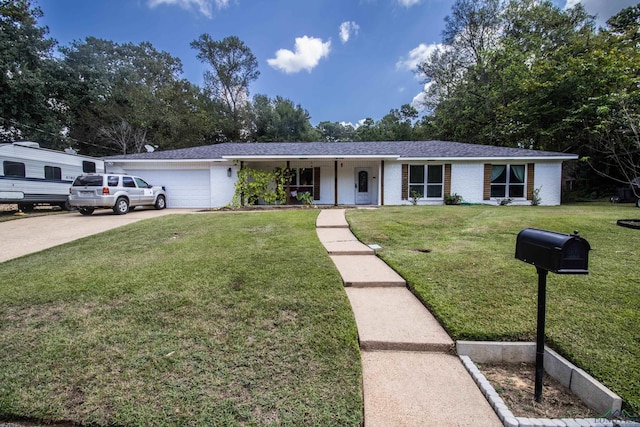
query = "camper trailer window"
(44, 166, 62, 180)
(82, 161, 97, 173)
(3, 161, 25, 178)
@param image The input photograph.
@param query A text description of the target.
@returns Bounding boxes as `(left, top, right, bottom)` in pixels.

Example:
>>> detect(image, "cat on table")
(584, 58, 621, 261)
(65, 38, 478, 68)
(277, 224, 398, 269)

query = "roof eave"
(396, 155, 578, 161)
(223, 155, 399, 161)
(105, 158, 227, 163)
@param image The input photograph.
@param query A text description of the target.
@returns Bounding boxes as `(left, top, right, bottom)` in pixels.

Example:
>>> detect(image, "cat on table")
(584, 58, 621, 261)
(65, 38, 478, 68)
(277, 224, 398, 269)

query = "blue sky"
(37, 0, 635, 127)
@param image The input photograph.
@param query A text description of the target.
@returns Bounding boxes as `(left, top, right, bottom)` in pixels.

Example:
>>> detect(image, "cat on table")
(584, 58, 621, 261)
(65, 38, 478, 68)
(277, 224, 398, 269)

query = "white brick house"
(103, 141, 576, 208)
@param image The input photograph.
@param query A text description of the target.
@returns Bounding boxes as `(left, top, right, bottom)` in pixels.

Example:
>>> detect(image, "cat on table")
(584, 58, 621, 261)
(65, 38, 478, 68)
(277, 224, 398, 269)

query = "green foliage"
(59, 37, 223, 155)
(414, 0, 640, 192)
(317, 121, 355, 142)
(410, 190, 421, 205)
(530, 187, 542, 206)
(0, 0, 61, 145)
(231, 166, 289, 207)
(444, 193, 463, 205)
(351, 104, 423, 141)
(295, 191, 314, 206)
(251, 94, 319, 142)
(191, 35, 259, 142)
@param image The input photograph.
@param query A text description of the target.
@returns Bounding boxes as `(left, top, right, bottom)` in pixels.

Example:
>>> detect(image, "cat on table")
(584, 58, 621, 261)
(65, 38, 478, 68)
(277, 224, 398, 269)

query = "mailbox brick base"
(457, 341, 629, 427)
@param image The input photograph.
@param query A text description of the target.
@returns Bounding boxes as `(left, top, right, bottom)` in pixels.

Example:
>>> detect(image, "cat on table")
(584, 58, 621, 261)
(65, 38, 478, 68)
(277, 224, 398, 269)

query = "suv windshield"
(73, 175, 103, 187)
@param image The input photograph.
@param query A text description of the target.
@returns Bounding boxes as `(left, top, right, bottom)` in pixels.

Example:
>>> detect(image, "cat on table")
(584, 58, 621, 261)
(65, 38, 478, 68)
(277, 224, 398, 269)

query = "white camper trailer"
(0, 141, 104, 211)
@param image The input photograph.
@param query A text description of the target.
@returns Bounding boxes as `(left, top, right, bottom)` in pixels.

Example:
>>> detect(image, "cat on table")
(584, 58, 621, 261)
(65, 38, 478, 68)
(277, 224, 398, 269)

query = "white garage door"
(125, 169, 211, 208)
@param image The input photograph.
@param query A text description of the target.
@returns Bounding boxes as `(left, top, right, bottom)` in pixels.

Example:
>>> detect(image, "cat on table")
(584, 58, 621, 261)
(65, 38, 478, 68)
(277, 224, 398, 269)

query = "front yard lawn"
(0, 211, 362, 426)
(346, 203, 640, 414)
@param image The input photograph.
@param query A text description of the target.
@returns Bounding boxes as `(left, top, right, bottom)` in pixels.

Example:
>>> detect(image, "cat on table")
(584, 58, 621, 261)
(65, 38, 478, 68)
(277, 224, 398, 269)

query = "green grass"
(346, 203, 640, 414)
(0, 211, 362, 426)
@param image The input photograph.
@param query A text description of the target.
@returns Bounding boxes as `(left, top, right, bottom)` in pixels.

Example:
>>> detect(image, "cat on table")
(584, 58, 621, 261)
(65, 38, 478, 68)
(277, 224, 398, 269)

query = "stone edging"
(457, 341, 639, 427)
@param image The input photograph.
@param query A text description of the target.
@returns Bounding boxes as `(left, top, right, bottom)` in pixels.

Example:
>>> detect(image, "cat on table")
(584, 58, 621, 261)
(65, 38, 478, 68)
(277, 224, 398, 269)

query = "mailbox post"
(515, 228, 590, 402)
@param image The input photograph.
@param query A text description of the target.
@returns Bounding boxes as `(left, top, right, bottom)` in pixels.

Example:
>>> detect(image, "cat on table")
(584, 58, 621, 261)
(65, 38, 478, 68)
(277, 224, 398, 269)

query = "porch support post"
(240, 161, 244, 207)
(380, 161, 385, 206)
(334, 160, 338, 206)
(286, 161, 290, 205)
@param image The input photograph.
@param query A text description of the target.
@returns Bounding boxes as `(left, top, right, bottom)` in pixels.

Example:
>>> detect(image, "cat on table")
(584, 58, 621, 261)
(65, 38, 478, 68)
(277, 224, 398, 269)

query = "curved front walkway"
(316, 209, 501, 427)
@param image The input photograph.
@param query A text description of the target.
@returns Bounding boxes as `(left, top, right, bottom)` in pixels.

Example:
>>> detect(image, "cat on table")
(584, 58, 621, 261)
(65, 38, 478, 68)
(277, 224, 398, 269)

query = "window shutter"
(527, 163, 535, 200)
(444, 164, 452, 196)
(483, 164, 491, 200)
(313, 167, 321, 200)
(402, 164, 408, 200)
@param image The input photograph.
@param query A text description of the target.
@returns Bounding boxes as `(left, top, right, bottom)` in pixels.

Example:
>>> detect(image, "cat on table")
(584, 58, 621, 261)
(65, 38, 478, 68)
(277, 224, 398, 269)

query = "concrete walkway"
(0, 208, 196, 263)
(316, 209, 502, 427)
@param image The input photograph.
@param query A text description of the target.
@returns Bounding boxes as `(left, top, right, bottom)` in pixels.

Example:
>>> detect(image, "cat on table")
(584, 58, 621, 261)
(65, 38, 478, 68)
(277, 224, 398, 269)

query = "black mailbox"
(515, 228, 590, 274)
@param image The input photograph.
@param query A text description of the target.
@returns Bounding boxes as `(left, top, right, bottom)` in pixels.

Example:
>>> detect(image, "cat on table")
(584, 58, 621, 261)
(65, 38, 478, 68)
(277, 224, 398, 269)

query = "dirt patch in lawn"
(478, 362, 599, 419)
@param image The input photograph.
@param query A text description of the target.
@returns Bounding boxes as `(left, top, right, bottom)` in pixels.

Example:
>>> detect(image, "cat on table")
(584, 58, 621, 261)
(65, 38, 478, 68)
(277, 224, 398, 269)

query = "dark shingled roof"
(104, 141, 576, 161)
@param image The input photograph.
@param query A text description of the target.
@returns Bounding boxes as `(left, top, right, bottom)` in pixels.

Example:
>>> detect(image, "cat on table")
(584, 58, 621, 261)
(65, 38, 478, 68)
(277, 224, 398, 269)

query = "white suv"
(69, 174, 167, 215)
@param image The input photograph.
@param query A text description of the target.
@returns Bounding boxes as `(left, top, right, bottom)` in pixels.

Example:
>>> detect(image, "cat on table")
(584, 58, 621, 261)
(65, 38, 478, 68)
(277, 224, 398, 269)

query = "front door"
(355, 168, 371, 205)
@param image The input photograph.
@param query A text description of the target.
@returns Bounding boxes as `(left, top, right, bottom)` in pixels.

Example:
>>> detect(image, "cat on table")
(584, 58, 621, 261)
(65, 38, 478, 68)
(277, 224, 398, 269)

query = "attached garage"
(106, 161, 224, 209)
(126, 169, 210, 208)
(103, 141, 577, 208)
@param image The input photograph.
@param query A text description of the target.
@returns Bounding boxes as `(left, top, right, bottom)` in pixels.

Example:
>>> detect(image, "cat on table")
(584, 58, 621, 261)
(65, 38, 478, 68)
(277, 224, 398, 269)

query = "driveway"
(0, 208, 197, 263)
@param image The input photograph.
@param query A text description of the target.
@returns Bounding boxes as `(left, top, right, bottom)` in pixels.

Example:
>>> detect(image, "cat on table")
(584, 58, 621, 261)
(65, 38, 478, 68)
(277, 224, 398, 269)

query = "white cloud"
(339, 21, 360, 44)
(147, 0, 229, 18)
(564, 0, 580, 9)
(411, 82, 433, 112)
(563, 0, 638, 26)
(267, 36, 331, 74)
(396, 43, 444, 72)
(398, 0, 421, 7)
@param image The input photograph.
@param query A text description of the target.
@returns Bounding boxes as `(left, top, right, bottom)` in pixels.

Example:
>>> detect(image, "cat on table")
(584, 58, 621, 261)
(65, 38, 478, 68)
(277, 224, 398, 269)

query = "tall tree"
(0, 0, 61, 145)
(60, 37, 219, 155)
(250, 95, 319, 142)
(377, 104, 419, 141)
(419, 0, 596, 149)
(441, 0, 501, 67)
(316, 121, 355, 142)
(191, 35, 259, 141)
(579, 4, 640, 191)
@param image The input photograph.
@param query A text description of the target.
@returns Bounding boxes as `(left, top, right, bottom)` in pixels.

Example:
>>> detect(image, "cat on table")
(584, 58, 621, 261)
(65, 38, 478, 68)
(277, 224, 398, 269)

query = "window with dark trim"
(289, 168, 314, 195)
(82, 161, 96, 173)
(490, 164, 525, 198)
(3, 161, 25, 177)
(409, 164, 443, 198)
(44, 166, 62, 180)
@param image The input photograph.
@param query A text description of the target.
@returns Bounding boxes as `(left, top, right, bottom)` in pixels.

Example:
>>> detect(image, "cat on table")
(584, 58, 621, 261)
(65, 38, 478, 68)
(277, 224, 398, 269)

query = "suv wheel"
(154, 195, 166, 210)
(78, 207, 95, 216)
(113, 197, 129, 215)
(60, 199, 74, 211)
